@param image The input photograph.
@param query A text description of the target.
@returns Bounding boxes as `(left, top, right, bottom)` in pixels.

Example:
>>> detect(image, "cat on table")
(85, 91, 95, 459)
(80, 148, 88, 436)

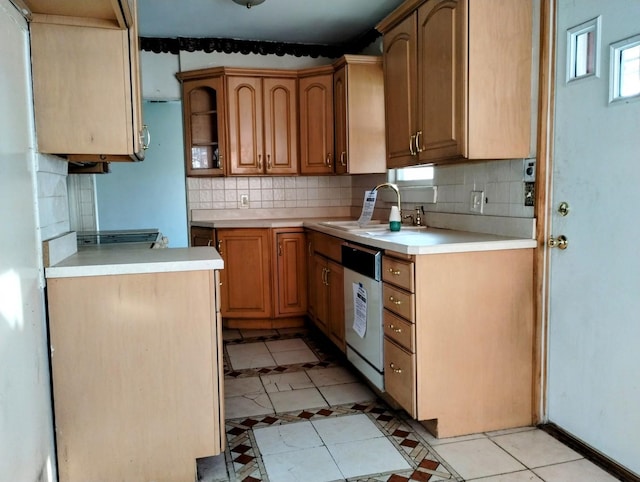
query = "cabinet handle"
(322, 267, 329, 286)
(267, 154, 272, 170)
(140, 124, 151, 150)
(340, 151, 346, 166)
(325, 152, 332, 167)
(409, 134, 416, 156)
(388, 323, 402, 334)
(389, 362, 403, 374)
(415, 130, 424, 153)
(207, 239, 213, 247)
(325, 268, 331, 285)
(308, 241, 312, 257)
(258, 154, 263, 169)
(217, 239, 223, 256)
(278, 243, 282, 256)
(388, 268, 401, 276)
(389, 296, 402, 305)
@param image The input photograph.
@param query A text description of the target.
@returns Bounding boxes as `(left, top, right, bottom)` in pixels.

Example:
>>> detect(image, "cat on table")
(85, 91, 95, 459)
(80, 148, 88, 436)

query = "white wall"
(0, 1, 60, 480)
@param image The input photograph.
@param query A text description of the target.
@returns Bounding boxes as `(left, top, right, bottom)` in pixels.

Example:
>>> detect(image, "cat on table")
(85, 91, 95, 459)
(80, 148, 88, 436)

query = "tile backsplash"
(187, 159, 535, 220)
(187, 176, 354, 210)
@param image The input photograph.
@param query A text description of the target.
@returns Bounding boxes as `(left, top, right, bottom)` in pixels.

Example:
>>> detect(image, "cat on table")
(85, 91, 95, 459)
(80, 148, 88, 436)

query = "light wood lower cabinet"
(47, 270, 224, 482)
(382, 249, 534, 438)
(307, 231, 346, 351)
(216, 228, 273, 319)
(212, 227, 307, 328)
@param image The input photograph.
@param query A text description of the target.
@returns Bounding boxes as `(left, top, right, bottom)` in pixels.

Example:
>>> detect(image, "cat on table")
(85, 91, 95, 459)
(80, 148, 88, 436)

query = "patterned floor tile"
(202, 331, 463, 481)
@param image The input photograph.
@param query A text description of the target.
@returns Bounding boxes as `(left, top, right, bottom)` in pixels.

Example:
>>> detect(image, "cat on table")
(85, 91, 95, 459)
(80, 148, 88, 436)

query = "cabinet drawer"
(383, 284, 415, 322)
(384, 338, 416, 416)
(313, 231, 343, 262)
(382, 256, 414, 292)
(383, 310, 414, 352)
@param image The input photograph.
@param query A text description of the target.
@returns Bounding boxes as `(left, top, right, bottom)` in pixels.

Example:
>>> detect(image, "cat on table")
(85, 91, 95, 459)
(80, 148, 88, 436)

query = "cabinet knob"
(388, 268, 401, 276)
(388, 323, 402, 333)
(389, 362, 403, 374)
(389, 296, 402, 305)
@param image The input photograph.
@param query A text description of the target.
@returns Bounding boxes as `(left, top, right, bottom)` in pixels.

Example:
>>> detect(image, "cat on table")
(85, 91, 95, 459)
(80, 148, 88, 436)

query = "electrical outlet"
(470, 190, 485, 213)
(240, 194, 249, 208)
(524, 182, 535, 206)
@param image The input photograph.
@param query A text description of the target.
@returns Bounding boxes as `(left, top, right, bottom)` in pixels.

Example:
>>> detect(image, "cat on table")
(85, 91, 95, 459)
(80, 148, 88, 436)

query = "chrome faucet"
(372, 182, 401, 215)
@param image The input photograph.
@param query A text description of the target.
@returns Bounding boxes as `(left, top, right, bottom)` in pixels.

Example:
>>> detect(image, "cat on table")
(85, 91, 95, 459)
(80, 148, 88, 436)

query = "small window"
(388, 166, 434, 186)
(610, 35, 640, 102)
(567, 17, 601, 82)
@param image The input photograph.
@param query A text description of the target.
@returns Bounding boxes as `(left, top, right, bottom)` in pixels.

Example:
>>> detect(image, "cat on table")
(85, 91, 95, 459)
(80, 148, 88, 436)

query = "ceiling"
(137, 0, 405, 46)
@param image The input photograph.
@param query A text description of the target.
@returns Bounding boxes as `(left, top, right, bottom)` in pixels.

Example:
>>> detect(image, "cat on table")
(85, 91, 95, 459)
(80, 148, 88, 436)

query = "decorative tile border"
(213, 331, 463, 481)
(221, 401, 462, 482)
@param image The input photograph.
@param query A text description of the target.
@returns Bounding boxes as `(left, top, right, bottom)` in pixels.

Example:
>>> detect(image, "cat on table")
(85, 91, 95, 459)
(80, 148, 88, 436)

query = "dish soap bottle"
(389, 206, 401, 231)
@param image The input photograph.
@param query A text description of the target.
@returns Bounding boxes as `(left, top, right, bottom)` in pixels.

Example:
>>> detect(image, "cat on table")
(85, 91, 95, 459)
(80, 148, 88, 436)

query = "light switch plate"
(470, 191, 485, 213)
(240, 194, 249, 208)
(524, 159, 536, 182)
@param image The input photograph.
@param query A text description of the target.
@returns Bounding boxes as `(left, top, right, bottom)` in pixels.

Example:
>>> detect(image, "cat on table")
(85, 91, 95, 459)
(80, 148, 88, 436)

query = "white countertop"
(45, 246, 224, 278)
(306, 223, 537, 255)
(191, 218, 537, 255)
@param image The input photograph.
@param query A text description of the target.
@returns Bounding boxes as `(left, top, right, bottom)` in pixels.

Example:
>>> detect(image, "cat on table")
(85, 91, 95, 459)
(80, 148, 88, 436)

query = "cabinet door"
(264, 78, 298, 175)
(338, 58, 386, 175)
(227, 76, 264, 175)
(311, 254, 329, 332)
(333, 66, 348, 175)
(326, 260, 345, 351)
(274, 231, 307, 317)
(190, 227, 215, 247)
(182, 77, 226, 177)
(416, 0, 465, 162)
(299, 74, 334, 174)
(382, 13, 418, 168)
(217, 229, 272, 318)
(30, 22, 136, 158)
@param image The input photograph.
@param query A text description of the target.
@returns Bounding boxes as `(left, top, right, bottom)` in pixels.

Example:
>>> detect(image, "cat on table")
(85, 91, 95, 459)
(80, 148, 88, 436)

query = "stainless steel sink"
(318, 220, 427, 234)
(317, 220, 383, 231)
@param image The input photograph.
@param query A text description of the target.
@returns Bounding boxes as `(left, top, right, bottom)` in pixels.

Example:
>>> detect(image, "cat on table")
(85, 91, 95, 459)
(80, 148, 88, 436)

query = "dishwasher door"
(343, 267, 384, 390)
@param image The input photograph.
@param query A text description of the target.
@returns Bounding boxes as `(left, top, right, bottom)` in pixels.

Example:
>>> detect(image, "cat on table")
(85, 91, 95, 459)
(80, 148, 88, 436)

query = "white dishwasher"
(342, 243, 384, 391)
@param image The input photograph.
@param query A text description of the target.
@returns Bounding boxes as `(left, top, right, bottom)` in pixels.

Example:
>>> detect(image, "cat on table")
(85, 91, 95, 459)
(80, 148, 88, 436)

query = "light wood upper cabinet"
(298, 68, 334, 175)
(263, 78, 298, 175)
(378, 0, 533, 166)
(333, 55, 386, 174)
(27, 0, 147, 162)
(227, 75, 298, 175)
(178, 75, 226, 177)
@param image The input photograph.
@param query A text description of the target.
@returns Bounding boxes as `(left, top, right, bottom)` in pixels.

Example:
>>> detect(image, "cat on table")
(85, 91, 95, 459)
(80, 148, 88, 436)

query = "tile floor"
(198, 328, 620, 482)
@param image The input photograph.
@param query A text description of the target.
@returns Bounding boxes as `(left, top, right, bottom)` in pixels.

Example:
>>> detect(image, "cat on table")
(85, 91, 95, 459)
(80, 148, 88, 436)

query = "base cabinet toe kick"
(381, 249, 534, 438)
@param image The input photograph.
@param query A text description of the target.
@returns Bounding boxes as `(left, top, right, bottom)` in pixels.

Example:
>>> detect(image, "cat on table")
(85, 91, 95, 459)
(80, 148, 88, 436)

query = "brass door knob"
(548, 235, 568, 250)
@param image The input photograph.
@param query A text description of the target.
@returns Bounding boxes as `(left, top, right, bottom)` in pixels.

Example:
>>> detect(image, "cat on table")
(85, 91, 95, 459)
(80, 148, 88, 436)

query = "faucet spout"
(372, 182, 401, 213)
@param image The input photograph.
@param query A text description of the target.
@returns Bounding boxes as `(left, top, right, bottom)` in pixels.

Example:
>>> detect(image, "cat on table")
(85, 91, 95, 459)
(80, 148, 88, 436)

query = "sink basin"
(318, 220, 427, 234)
(317, 220, 383, 231)
(364, 226, 428, 236)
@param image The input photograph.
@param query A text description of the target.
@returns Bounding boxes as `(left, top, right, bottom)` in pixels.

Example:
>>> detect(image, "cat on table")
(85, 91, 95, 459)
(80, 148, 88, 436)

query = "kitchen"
(3, 0, 637, 480)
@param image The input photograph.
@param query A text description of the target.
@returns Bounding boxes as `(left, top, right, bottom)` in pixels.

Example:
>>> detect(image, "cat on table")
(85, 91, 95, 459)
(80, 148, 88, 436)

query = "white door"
(547, 0, 640, 474)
